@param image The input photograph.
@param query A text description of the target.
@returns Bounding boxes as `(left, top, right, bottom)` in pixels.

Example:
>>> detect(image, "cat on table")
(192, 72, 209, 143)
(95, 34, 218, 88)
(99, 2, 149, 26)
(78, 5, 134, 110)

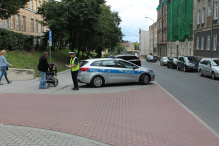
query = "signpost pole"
(49, 30, 52, 64)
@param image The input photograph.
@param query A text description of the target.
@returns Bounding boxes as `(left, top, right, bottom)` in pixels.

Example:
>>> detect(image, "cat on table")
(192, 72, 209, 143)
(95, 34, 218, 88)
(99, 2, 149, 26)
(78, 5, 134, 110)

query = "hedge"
(0, 28, 34, 51)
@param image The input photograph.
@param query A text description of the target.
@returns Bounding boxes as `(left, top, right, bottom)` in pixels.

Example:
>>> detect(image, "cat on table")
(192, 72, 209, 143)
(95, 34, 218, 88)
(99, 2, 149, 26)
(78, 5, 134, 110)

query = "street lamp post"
(145, 17, 155, 62)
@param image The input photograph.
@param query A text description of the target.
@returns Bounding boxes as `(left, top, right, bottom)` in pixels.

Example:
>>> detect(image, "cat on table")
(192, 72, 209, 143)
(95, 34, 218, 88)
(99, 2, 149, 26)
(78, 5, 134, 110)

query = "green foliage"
(0, 28, 34, 51)
(38, 0, 123, 58)
(133, 42, 139, 50)
(6, 48, 94, 77)
(0, 0, 29, 19)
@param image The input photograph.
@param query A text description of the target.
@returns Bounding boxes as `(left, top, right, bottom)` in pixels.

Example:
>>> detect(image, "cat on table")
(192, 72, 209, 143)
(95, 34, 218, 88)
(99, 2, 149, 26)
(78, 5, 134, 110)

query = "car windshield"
(212, 60, 219, 66)
(184, 57, 199, 62)
(163, 57, 168, 60)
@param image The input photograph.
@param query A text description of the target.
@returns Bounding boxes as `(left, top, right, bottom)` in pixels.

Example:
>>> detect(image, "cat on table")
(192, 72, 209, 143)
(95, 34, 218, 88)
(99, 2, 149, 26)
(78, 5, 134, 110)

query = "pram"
(46, 64, 59, 87)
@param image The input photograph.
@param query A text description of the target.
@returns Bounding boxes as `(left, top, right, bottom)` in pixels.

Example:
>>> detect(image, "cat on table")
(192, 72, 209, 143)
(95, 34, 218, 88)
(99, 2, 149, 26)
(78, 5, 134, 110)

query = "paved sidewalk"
(0, 70, 152, 94)
(1, 84, 219, 146)
(0, 125, 110, 146)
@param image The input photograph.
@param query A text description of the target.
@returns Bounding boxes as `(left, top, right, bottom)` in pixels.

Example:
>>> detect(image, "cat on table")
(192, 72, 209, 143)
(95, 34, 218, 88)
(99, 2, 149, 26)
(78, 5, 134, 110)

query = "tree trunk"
(86, 47, 91, 58)
(97, 47, 102, 58)
(77, 42, 82, 58)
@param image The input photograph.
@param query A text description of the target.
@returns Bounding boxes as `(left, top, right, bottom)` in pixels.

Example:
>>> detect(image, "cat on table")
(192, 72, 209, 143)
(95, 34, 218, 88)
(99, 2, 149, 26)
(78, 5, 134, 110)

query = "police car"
(78, 58, 155, 87)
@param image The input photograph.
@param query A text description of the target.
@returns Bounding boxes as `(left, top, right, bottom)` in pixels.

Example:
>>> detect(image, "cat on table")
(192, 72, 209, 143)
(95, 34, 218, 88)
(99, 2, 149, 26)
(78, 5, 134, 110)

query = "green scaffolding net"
(167, 0, 193, 42)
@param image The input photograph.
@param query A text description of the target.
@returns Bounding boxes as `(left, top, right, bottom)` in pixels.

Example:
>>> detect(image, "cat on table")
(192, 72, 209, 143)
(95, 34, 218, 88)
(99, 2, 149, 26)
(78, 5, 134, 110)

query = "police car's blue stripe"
(83, 68, 149, 75)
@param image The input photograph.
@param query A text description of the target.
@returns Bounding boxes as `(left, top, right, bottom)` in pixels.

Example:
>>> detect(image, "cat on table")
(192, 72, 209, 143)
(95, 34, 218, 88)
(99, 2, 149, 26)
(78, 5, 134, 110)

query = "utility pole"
(145, 17, 155, 61)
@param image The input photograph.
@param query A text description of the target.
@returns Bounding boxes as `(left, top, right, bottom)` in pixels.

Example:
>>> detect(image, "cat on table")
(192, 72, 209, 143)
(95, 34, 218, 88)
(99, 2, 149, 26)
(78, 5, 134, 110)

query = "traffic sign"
(49, 30, 52, 41)
(49, 41, 52, 46)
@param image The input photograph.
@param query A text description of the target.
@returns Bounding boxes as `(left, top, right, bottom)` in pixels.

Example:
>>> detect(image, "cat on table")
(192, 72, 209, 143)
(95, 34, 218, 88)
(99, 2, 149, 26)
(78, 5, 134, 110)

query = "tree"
(133, 42, 139, 50)
(0, 0, 29, 19)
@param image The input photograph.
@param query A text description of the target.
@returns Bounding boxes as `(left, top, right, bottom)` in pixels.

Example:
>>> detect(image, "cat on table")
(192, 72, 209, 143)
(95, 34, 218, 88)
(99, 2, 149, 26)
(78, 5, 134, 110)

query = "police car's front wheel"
(91, 76, 104, 87)
(140, 74, 150, 85)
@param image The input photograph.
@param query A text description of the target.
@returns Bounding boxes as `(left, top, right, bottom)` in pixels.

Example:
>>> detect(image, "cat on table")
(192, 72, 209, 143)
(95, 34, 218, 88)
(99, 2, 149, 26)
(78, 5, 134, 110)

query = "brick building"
(193, 0, 219, 58)
(156, 0, 168, 57)
(0, 0, 45, 37)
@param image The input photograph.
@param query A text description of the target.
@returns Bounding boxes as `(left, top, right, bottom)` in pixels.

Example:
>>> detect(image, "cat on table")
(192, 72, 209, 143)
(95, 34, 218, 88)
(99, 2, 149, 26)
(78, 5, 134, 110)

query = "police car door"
(116, 60, 138, 83)
(100, 60, 120, 83)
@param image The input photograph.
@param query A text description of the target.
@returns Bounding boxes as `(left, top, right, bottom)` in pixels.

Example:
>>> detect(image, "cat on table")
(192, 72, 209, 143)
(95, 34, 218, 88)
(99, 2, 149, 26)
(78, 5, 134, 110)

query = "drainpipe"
(210, 0, 214, 58)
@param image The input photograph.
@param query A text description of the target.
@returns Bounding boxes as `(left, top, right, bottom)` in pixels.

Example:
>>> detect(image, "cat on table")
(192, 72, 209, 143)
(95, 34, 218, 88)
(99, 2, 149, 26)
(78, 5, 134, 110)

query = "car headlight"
(149, 70, 154, 73)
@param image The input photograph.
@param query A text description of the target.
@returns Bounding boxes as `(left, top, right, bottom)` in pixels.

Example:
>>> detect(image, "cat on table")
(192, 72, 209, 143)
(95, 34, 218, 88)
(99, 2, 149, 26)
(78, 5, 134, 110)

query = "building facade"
(166, 0, 194, 57)
(139, 29, 150, 57)
(156, 0, 168, 57)
(149, 21, 158, 56)
(0, 0, 45, 37)
(193, 0, 219, 58)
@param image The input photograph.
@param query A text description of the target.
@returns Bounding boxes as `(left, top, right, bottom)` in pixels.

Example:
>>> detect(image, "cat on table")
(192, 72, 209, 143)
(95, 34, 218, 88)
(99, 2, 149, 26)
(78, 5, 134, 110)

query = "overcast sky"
(106, 0, 158, 43)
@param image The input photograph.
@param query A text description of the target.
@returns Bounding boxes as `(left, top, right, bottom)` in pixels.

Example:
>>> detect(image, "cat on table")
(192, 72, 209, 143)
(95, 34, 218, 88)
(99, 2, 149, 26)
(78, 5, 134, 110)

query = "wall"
(0, 0, 45, 37)
(139, 30, 150, 56)
(0, 68, 35, 81)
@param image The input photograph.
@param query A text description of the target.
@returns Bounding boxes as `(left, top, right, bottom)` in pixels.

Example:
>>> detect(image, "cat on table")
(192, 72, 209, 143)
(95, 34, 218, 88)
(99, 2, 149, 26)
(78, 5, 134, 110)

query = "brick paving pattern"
(1, 85, 219, 146)
(0, 125, 110, 146)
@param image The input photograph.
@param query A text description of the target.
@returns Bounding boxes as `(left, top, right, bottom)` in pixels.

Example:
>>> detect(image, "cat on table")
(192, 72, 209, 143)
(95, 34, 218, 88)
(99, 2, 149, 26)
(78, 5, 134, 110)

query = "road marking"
(156, 81, 219, 138)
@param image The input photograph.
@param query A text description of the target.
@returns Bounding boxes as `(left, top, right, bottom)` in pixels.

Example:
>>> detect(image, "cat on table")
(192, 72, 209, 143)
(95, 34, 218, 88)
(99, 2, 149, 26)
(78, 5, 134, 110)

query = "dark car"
(115, 55, 141, 66)
(167, 57, 178, 69)
(177, 56, 199, 72)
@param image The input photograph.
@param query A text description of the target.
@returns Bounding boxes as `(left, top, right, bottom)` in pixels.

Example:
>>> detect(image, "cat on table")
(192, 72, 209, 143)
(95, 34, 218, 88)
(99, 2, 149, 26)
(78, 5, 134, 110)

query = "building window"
(196, 36, 199, 50)
(30, 0, 32, 9)
(22, 16, 25, 30)
(34, 0, 37, 11)
(31, 19, 34, 32)
(10, 16, 14, 29)
(35, 20, 37, 32)
(213, 34, 217, 50)
(16, 15, 19, 30)
(206, 35, 210, 50)
(202, 8, 205, 23)
(3, 19, 8, 29)
(201, 36, 204, 50)
(214, 2, 218, 19)
(197, 10, 200, 24)
(39, 23, 41, 33)
(208, 5, 211, 17)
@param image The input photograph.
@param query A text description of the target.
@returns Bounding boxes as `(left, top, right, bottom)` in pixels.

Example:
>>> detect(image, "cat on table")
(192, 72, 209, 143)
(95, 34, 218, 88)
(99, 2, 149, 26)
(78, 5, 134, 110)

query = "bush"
(0, 28, 34, 51)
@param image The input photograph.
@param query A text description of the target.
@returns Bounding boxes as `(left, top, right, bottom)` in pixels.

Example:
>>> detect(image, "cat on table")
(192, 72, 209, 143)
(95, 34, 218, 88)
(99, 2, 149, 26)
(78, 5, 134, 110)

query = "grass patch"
(5, 49, 95, 77)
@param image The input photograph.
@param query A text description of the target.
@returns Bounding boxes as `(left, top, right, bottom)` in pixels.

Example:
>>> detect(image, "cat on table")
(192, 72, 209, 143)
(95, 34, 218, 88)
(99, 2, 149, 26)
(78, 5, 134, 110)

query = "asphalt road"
(142, 61, 219, 134)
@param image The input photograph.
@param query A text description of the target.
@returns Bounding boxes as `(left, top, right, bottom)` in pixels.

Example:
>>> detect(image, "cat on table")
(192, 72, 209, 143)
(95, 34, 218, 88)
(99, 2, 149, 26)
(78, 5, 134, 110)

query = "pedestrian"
(0, 50, 12, 85)
(67, 52, 79, 90)
(38, 52, 50, 89)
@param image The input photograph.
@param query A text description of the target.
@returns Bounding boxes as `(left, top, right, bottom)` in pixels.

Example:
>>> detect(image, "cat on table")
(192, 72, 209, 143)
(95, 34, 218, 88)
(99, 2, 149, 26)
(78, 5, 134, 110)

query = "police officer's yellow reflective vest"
(70, 57, 79, 71)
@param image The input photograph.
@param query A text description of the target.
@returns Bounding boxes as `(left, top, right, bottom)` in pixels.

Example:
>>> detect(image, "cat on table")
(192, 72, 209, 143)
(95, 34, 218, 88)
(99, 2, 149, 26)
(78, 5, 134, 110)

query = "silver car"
(77, 58, 155, 87)
(160, 57, 169, 66)
(198, 58, 219, 80)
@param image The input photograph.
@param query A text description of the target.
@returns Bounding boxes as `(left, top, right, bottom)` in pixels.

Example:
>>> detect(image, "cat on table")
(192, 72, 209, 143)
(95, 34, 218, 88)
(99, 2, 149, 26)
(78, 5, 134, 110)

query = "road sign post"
(49, 30, 52, 64)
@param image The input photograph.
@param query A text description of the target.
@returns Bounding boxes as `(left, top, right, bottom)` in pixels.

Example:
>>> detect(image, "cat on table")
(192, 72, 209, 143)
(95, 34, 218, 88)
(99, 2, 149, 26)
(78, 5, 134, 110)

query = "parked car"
(160, 57, 169, 66)
(114, 55, 141, 66)
(146, 55, 154, 62)
(177, 56, 199, 72)
(198, 58, 219, 80)
(78, 58, 155, 87)
(167, 57, 179, 69)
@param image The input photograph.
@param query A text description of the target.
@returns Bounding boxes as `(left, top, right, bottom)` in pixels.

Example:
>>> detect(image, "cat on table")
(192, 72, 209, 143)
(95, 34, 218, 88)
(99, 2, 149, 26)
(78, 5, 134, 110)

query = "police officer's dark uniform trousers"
(70, 56, 79, 90)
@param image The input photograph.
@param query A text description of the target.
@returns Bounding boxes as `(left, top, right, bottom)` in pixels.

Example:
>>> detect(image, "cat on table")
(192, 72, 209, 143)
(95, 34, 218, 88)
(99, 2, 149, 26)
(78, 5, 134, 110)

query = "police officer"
(67, 52, 79, 90)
